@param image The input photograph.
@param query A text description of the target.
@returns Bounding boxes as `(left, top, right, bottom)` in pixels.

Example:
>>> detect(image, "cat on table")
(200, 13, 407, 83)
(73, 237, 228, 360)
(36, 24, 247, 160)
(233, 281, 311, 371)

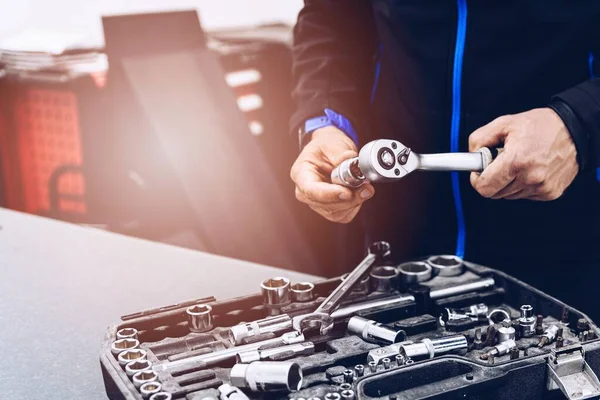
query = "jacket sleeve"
(290, 0, 377, 141)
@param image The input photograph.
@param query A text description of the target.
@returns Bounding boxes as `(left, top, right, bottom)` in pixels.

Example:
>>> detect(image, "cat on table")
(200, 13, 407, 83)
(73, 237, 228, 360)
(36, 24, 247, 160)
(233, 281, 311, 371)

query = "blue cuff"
(304, 108, 359, 146)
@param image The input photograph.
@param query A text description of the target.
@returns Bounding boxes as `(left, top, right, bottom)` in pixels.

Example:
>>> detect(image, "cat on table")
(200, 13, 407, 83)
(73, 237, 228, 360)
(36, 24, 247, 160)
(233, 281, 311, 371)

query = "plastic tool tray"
(101, 249, 600, 400)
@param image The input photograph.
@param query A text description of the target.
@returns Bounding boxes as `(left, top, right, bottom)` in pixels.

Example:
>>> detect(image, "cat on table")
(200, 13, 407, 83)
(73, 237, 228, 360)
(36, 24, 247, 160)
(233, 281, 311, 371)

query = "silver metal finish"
(291, 282, 315, 302)
(229, 315, 292, 345)
(547, 345, 600, 399)
(430, 278, 495, 300)
(341, 273, 370, 296)
(382, 358, 391, 369)
(340, 389, 355, 400)
(538, 325, 561, 347)
(111, 338, 140, 357)
(354, 365, 364, 377)
(325, 393, 341, 400)
(116, 327, 139, 340)
(155, 331, 304, 372)
(347, 316, 405, 345)
(497, 326, 516, 343)
(481, 339, 517, 359)
(218, 383, 250, 400)
(519, 305, 536, 337)
(397, 261, 432, 285)
(133, 370, 158, 389)
(125, 359, 152, 377)
(369, 266, 399, 292)
(339, 384, 352, 391)
(487, 308, 511, 325)
(399, 335, 468, 360)
(367, 343, 409, 365)
(230, 361, 303, 392)
(439, 303, 488, 326)
(343, 369, 354, 383)
(292, 242, 391, 335)
(261, 277, 291, 307)
(427, 255, 464, 277)
(236, 342, 315, 363)
(140, 381, 162, 399)
(118, 349, 147, 368)
(368, 361, 377, 373)
(150, 393, 173, 400)
(186, 304, 213, 333)
(330, 157, 366, 188)
(330, 295, 415, 320)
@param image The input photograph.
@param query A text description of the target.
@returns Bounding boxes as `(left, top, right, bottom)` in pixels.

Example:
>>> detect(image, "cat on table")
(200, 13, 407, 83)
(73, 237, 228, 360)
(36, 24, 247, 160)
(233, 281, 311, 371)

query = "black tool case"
(100, 253, 600, 400)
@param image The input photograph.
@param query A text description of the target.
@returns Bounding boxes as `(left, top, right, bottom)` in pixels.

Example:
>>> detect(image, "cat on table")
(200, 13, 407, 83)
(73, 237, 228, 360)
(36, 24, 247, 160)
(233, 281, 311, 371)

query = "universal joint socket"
(230, 361, 303, 392)
(519, 305, 536, 338)
(440, 303, 489, 326)
(347, 316, 406, 345)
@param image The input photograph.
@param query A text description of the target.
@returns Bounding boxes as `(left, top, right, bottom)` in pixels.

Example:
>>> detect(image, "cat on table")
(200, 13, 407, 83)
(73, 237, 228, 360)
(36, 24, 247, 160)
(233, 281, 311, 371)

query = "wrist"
(548, 101, 589, 172)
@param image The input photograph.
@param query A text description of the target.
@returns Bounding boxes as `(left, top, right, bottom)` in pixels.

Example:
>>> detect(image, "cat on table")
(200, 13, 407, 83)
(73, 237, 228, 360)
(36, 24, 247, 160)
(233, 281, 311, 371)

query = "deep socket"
(347, 316, 406, 345)
(116, 328, 139, 340)
(140, 381, 162, 399)
(354, 364, 364, 377)
(118, 349, 147, 368)
(230, 361, 303, 392)
(186, 304, 213, 333)
(369, 266, 399, 292)
(519, 305, 536, 337)
(111, 338, 139, 357)
(125, 359, 152, 377)
(133, 370, 158, 389)
(343, 369, 354, 383)
(290, 282, 315, 302)
(427, 255, 464, 277)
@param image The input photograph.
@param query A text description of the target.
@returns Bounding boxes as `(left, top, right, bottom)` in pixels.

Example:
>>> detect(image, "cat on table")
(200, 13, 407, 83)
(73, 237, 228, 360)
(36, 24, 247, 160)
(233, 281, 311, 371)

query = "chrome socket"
(382, 358, 391, 369)
(331, 157, 366, 188)
(325, 393, 341, 400)
(397, 261, 432, 286)
(354, 364, 364, 377)
(399, 335, 468, 360)
(229, 315, 292, 345)
(261, 277, 291, 309)
(341, 273, 371, 296)
(343, 369, 354, 383)
(150, 393, 172, 400)
(340, 389, 355, 400)
(339, 383, 352, 391)
(230, 361, 303, 392)
(111, 338, 140, 357)
(133, 370, 158, 389)
(140, 381, 162, 399)
(118, 349, 147, 368)
(290, 282, 315, 302)
(518, 305, 536, 338)
(347, 316, 405, 345)
(218, 383, 250, 400)
(369, 266, 399, 293)
(497, 326, 516, 343)
(427, 255, 464, 277)
(186, 304, 213, 333)
(117, 327, 139, 340)
(125, 359, 153, 377)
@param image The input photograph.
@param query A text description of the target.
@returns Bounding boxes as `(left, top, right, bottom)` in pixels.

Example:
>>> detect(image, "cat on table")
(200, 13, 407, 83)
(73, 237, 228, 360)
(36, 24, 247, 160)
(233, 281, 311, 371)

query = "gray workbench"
(0, 209, 318, 399)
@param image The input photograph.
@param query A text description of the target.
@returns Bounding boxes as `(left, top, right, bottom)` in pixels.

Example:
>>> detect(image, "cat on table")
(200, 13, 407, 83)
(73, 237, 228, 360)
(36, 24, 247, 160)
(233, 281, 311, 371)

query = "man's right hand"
(290, 126, 375, 223)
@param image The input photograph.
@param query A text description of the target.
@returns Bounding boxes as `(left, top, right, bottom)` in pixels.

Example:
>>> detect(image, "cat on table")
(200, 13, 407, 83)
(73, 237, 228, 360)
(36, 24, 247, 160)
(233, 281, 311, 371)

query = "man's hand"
(469, 108, 578, 201)
(290, 126, 375, 223)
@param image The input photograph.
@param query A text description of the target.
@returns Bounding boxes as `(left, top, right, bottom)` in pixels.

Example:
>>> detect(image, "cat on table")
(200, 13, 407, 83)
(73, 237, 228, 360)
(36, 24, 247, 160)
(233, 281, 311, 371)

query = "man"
(289, 1, 600, 318)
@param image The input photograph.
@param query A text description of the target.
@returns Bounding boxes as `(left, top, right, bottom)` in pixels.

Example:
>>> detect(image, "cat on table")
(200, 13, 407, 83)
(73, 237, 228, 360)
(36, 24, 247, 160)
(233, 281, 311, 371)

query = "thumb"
(468, 115, 512, 152)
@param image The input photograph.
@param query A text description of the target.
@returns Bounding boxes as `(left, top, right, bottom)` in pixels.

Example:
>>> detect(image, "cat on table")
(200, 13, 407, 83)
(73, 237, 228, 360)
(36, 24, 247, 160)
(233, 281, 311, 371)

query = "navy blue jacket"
(291, 0, 600, 271)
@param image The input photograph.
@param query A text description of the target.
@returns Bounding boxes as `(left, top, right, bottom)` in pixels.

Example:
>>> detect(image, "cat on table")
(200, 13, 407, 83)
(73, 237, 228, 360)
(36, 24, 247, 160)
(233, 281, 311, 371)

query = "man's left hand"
(469, 108, 579, 201)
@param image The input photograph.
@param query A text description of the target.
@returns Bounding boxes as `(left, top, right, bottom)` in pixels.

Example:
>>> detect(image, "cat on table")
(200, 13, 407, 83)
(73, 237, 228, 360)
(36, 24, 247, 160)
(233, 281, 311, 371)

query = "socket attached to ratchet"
(331, 139, 501, 188)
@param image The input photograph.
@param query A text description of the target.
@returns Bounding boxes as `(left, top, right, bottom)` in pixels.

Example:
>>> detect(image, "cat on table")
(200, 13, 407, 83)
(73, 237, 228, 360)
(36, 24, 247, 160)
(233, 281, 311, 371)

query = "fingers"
(295, 183, 374, 213)
(468, 115, 511, 152)
(470, 150, 517, 198)
(293, 165, 355, 203)
(309, 203, 362, 224)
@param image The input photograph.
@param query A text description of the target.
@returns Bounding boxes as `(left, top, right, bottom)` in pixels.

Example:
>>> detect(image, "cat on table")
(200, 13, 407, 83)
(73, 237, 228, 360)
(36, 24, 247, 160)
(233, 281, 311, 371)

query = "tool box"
(100, 243, 600, 400)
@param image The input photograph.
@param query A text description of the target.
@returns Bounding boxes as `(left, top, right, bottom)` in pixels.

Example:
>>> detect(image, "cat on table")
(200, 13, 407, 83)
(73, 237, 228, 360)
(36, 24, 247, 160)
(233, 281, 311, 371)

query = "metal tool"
(577, 318, 590, 333)
(331, 139, 499, 187)
(118, 349, 147, 368)
(219, 383, 250, 400)
(325, 393, 341, 400)
(117, 327, 139, 340)
(261, 277, 291, 310)
(427, 255, 464, 277)
(354, 364, 364, 377)
(186, 304, 213, 333)
(509, 348, 520, 360)
(125, 359, 152, 377)
(291, 282, 315, 302)
(398, 335, 468, 360)
(535, 315, 545, 335)
(395, 354, 406, 366)
(484, 325, 498, 347)
(480, 339, 516, 360)
(339, 383, 352, 391)
(236, 342, 315, 363)
(150, 393, 172, 400)
(487, 308, 511, 325)
(340, 389, 355, 400)
(397, 261, 432, 286)
(368, 361, 377, 373)
(133, 370, 158, 389)
(538, 325, 561, 348)
(473, 328, 484, 350)
(140, 381, 162, 399)
(341, 272, 371, 296)
(229, 315, 292, 345)
(347, 316, 406, 345)
(519, 305, 536, 337)
(382, 358, 391, 369)
(439, 303, 488, 326)
(230, 361, 303, 392)
(431, 278, 495, 300)
(369, 266, 399, 292)
(155, 331, 304, 372)
(292, 242, 391, 335)
(343, 369, 354, 383)
(111, 338, 140, 357)
(498, 325, 516, 343)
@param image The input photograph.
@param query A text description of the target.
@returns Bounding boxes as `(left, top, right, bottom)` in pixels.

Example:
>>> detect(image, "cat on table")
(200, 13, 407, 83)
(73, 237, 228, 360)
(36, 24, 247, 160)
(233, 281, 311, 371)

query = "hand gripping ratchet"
(331, 139, 502, 188)
(292, 242, 391, 335)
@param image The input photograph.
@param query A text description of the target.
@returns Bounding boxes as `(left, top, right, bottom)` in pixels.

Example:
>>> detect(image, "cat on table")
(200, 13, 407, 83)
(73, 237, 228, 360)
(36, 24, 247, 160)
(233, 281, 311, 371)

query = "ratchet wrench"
(292, 241, 391, 335)
(331, 139, 502, 188)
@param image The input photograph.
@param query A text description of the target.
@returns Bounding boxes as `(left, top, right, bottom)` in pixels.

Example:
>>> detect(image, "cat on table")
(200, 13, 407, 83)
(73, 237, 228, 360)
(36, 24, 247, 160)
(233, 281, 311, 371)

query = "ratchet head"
(358, 140, 419, 182)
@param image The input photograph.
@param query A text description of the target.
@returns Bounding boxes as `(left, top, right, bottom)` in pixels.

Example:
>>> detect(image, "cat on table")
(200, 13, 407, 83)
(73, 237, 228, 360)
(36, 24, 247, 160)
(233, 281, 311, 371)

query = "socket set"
(101, 242, 600, 400)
